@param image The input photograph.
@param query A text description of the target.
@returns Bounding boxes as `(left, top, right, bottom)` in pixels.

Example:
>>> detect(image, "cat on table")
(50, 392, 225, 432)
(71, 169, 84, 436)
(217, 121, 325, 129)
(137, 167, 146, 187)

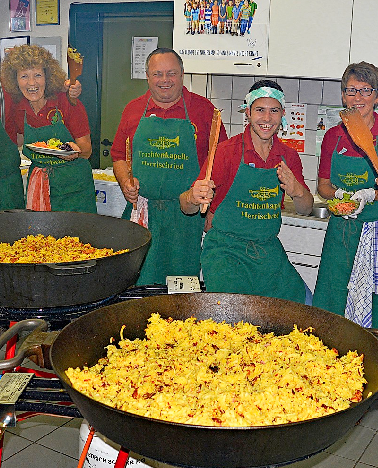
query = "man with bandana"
(180, 80, 314, 304)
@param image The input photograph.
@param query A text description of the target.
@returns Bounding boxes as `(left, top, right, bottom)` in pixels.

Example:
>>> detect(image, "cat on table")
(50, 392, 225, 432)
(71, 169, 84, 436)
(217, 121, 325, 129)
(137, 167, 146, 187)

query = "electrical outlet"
(166, 276, 201, 294)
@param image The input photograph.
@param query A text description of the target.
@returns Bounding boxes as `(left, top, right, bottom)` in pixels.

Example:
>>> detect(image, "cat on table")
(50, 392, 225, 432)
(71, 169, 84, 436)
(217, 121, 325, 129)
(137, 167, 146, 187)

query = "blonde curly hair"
(1, 44, 66, 102)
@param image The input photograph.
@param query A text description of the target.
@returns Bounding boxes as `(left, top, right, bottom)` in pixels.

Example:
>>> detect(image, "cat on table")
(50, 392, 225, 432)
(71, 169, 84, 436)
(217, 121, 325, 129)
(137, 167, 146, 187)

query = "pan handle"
(368, 328, 378, 338)
(36, 259, 97, 276)
(0, 319, 50, 371)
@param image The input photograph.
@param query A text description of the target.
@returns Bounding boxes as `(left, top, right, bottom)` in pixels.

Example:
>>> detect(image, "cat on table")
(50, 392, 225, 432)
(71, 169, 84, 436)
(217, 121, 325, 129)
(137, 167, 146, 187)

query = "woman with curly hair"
(1, 44, 96, 213)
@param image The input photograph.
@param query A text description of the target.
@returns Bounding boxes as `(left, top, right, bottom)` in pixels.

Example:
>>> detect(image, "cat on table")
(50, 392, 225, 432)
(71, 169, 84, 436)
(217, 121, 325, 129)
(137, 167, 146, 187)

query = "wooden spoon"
(67, 47, 83, 106)
(339, 106, 378, 173)
(200, 108, 222, 213)
(126, 137, 137, 210)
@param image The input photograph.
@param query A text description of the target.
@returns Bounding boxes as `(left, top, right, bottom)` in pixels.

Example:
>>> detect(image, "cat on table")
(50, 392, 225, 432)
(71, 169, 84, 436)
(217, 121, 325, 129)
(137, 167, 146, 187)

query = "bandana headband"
(239, 86, 288, 132)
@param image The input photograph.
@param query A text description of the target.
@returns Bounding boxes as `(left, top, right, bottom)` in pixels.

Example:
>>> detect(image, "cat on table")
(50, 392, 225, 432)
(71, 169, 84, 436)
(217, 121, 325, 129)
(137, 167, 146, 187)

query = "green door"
(69, 2, 173, 169)
(100, 15, 173, 168)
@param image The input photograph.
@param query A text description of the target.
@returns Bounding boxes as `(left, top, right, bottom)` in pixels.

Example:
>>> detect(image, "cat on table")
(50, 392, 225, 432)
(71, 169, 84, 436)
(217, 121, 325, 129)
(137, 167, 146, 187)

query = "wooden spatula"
(200, 108, 222, 213)
(126, 137, 137, 210)
(67, 46, 83, 106)
(339, 106, 378, 173)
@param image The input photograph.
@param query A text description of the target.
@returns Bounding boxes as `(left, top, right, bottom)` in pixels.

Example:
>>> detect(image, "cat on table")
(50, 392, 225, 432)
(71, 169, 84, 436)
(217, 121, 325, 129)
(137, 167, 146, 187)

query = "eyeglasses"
(150, 71, 180, 79)
(343, 87, 377, 97)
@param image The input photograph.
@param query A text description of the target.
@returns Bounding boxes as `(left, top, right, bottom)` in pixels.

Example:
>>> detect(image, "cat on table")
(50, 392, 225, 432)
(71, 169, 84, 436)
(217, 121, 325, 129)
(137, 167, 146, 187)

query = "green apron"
(0, 120, 25, 210)
(122, 97, 205, 285)
(23, 110, 96, 213)
(313, 137, 378, 327)
(201, 136, 306, 303)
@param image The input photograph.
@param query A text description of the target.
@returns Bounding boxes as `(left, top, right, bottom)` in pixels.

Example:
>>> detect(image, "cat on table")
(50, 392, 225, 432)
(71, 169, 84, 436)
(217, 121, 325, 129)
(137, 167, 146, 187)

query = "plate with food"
(327, 192, 359, 216)
(26, 139, 78, 157)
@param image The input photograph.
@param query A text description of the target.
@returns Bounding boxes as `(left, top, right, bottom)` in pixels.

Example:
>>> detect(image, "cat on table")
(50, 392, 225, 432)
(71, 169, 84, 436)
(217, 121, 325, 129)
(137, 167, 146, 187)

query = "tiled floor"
(0, 399, 377, 468)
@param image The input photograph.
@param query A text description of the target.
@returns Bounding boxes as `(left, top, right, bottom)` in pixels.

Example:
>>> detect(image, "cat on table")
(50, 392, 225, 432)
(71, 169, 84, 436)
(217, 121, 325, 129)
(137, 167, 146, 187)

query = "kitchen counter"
(282, 196, 329, 230)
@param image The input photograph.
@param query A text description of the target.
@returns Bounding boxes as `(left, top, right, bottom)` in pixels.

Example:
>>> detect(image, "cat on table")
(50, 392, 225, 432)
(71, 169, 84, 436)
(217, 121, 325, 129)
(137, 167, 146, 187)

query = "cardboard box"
(94, 180, 127, 218)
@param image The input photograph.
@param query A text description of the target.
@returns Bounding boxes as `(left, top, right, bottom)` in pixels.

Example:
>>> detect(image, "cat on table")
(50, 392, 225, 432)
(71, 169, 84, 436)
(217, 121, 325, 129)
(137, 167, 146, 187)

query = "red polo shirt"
(318, 113, 378, 179)
(197, 124, 310, 213)
(11, 93, 90, 144)
(111, 86, 228, 168)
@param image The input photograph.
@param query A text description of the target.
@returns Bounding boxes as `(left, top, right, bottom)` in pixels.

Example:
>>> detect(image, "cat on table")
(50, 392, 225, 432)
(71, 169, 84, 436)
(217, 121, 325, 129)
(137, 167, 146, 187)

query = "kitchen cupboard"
(267, 0, 353, 79)
(349, 0, 378, 65)
(278, 222, 326, 293)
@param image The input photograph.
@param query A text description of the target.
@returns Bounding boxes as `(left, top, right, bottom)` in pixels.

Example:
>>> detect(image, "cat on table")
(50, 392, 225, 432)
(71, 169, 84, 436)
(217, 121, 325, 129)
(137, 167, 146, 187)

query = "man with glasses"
(111, 47, 227, 285)
(314, 61, 378, 329)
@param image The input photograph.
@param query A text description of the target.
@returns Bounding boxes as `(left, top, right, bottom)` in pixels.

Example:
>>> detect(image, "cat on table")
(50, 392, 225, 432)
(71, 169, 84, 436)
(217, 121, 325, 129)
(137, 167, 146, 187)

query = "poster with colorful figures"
(173, 0, 270, 75)
(278, 103, 307, 154)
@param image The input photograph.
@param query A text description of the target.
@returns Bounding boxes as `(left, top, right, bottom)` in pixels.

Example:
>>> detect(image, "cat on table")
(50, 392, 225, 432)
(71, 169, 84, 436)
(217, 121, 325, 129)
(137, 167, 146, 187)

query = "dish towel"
(26, 167, 52, 211)
(130, 195, 148, 228)
(345, 221, 378, 327)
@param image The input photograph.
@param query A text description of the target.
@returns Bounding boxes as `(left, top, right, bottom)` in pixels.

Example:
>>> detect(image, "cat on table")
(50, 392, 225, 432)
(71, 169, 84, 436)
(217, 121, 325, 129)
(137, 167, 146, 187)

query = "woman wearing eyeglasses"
(313, 61, 378, 328)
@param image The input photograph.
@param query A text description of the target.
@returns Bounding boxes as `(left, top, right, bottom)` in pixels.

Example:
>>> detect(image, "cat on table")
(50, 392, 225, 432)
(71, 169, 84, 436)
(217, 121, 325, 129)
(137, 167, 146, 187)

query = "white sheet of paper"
(131, 37, 158, 79)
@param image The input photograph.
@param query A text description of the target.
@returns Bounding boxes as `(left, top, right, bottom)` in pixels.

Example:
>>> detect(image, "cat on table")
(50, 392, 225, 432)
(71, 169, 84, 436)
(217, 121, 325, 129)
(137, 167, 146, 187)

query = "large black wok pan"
(51, 293, 378, 468)
(0, 211, 150, 308)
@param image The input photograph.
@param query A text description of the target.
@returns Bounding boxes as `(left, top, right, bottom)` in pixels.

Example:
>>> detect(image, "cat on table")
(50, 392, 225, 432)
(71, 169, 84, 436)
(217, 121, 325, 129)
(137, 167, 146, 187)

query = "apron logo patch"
(147, 136, 180, 150)
(47, 109, 64, 125)
(338, 171, 368, 187)
(249, 186, 279, 201)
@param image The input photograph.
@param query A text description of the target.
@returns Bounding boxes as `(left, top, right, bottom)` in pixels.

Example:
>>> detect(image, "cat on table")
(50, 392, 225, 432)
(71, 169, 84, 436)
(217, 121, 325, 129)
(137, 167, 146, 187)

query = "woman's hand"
(349, 188, 376, 217)
(57, 141, 80, 161)
(74, 134, 92, 158)
(64, 79, 82, 99)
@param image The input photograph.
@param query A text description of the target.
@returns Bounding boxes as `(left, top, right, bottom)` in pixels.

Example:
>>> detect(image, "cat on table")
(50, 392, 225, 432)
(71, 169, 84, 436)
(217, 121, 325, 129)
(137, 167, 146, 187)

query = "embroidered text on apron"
(23, 110, 96, 213)
(201, 135, 306, 303)
(0, 120, 25, 210)
(122, 97, 204, 285)
(313, 136, 378, 327)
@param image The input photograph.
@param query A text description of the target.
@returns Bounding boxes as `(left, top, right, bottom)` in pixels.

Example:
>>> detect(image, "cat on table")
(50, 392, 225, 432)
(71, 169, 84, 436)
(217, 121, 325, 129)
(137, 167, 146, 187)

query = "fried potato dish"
(0, 234, 128, 263)
(66, 314, 366, 427)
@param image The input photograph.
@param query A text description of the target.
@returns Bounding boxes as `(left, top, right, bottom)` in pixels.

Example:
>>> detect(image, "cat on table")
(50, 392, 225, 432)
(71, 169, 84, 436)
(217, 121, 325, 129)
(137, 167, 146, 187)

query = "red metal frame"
(1, 322, 130, 468)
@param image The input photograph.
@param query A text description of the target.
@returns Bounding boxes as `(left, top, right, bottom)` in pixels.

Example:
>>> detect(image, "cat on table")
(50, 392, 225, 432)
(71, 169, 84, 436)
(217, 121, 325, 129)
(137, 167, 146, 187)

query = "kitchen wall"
(0, 0, 343, 194)
(184, 73, 343, 194)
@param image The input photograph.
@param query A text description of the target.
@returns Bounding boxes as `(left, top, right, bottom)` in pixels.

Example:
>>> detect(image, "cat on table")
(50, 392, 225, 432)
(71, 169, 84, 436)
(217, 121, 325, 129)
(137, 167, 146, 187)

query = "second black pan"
(50, 293, 378, 468)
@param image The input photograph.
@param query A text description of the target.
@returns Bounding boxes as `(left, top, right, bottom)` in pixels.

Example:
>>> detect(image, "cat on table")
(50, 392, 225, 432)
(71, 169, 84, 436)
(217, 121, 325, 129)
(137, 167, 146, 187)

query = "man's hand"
(191, 179, 215, 205)
(180, 179, 215, 215)
(64, 79, 82, 99)
(276, 161, 302, 198)
(122, 177, 139, 204)
(277, 161, 313, 215)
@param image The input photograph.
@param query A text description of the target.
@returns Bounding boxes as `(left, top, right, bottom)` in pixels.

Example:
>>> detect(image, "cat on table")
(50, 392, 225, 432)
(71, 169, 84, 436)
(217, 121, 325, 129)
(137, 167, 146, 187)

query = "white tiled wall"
(185, 73, 343, 194)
